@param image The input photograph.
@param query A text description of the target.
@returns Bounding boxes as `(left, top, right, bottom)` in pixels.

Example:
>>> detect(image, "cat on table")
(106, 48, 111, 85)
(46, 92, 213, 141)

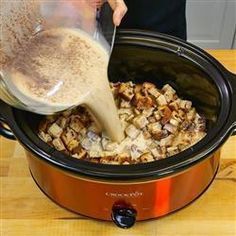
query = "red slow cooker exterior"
(27, 150, 220, 221)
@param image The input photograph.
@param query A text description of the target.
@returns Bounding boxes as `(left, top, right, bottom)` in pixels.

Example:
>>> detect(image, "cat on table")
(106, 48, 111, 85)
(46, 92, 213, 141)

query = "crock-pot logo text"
(105, 191, 143, 198)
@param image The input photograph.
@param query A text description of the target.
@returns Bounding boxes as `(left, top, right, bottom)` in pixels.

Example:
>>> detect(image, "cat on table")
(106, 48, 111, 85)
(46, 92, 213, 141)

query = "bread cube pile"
(38, 82, 206, 164)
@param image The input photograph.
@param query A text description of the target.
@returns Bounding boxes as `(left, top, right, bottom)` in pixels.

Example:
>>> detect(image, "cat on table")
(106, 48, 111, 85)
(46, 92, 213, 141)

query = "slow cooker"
(0, 30, 235, 228)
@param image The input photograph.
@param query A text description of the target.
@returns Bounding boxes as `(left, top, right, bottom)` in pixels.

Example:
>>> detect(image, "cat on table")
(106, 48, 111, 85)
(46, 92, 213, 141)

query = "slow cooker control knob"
(111, 206, 137, 228)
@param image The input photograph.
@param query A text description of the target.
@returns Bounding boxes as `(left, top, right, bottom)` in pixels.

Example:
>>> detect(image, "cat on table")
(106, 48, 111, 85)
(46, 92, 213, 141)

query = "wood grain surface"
(1, 50, 236, 236)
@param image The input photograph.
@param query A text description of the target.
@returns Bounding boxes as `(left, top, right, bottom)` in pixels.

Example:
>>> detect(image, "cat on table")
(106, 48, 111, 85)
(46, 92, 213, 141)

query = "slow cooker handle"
(228, 72, 236, 136)
(0, 100, 16, 140)
(0, 116, 16, 140)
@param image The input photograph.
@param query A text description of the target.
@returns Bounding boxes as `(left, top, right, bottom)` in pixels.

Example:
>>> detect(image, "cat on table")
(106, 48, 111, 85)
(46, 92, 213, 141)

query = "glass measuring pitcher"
(0, 0, 116, 115)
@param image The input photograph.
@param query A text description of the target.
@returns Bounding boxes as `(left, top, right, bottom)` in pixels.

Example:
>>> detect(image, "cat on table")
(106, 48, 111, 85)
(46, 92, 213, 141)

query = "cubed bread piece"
(164, 90, 175, 103)
(163, 123, 177, 134)
(169, 99, 180, 111)
(147, 122, 162, 134)
(171, 111, 181, 121)
(126, 114, 135, 122)
(159, 106, 171, 117)
(118, 108, 133, 116)
(67, 139, 79, 151)
(88, 122, 101, 134)
(167, 146, 179, 156)
(122, 161, 131, 165)
(62, 109, 73, 117)
(171, 132, 185, 147)
(120, 99, 131, 108)
(89, 158, 100, 163)
(173, 131, 192, 148)
(142, 108, 154, 118)
(87, 131, 101, 143)
(90, 150, 103, 158)
(101, 138, 109, 149)
(76, 111, 91, 126)
(108, 161, 120, 165)
(148, 141, 158, 150)
(101, 138, 118, 151)
(99, 156, 118, 164)
(162, 84, 176, 94)
(125, 124, 140, 139)
(52, 138, 66, 151)
(159, 106, 172, 125)
(133, 114, 148, 129)
(179, 100, 192, 110)
(100, 157, 111, 164)
(196, 122, 206, 132)
(143, 128, 152, 139)
(156, 94, 167, 106)
(153, 111, 161, 121)
(79, 128, 87, 137)
(121, 119, 129, 130)
(133, 93, 154, 110)
(187, 108, 196, 121)
(142, 82, 156, 96)
(152, 130, 169, 141)
(180, 120, 192, 131)
(130, 145, 143, 160)
(191, 131, 206, 144)
(150, 148, 165, 160)
(140, 153, 154, 163)
(194, 114, 206, 132)
(131, 133, 147, 151)
(178, 109, 186, 120)
(134, 108, 141, 115)
(105, 142, 118, 152)
(191, 123, 200, 132)
(61, 128, 77, 145)
(134, 84, 142, 94)
(169, 118, 179, 126)
(81, 137, 93, 150)
(72, 148, 87, 159)
(171, 110, 185, 122)
(47, 115, 58, 123)
(48, 123, 63, 138)
(160, 146, 167, 155)
(110, 82, 120, 97)
(39, 120, 50, 132)
(160, 134, 174, 147)
(117, 153, 131, 164)
(56, 117, 68, 129)
(119, 113, 129, 122)
(69, 115, 84, 132)
(39, 131, 52, 143)
(118, 83, 134, 101)
(148, 87, 161, 98)
(148, 116, 156, 123)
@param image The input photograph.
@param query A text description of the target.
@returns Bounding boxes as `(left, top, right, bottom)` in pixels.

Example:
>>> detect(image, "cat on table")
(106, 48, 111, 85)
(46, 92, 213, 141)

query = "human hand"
(108, 0, 127, 26)
(90, 0, 127, 26)
(50, 1, 127, 27)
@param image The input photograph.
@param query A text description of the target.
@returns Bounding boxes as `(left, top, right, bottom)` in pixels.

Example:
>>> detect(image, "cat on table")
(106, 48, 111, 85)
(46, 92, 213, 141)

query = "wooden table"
(1, 50, 236, 236)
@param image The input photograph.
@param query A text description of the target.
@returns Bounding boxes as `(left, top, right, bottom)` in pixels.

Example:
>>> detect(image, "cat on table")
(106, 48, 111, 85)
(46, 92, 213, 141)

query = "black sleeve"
(119, 0, 187, 40)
